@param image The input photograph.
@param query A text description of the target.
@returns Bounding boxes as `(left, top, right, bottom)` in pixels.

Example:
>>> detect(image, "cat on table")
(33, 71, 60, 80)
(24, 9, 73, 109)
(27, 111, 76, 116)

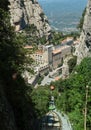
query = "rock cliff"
(8, 0, 51, 37)
(75, 0, 91, 64)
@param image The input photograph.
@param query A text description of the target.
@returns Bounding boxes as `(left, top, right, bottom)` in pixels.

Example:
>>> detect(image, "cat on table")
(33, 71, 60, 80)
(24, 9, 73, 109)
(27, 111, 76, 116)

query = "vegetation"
(0, 3, 37, 130)
(30, 85, 58, 117)
(52, 57, 91, 130)
(0, 1, 90, 130)
(40, 12, 45, 22)
(24, 24, 47, 46)
(68, 56, 77, 73)
(38, 75, 44, 85)
(30, 86, 50, 117)
(31, 58, 91, 130)
(49, 31, 80, 45)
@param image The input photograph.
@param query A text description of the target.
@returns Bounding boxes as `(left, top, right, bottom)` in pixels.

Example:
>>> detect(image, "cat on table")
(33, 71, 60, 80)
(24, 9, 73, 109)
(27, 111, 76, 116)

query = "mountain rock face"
(8, 0, 51, 37)
(75, 0, 91, 64)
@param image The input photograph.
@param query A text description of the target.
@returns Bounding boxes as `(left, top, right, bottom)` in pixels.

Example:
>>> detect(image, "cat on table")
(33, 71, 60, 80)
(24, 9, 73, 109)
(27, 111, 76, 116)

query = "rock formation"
(8, 0, 51, 37)
(75, 0, 91, 64)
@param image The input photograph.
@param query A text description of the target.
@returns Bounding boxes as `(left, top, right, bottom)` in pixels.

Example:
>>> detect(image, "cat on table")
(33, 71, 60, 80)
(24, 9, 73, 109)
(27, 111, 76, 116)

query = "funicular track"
(41, 111, 62, 130)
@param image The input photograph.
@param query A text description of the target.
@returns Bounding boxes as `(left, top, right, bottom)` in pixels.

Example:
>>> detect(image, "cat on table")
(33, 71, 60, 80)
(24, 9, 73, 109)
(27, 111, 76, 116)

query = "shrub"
(68, 56, 77, 73)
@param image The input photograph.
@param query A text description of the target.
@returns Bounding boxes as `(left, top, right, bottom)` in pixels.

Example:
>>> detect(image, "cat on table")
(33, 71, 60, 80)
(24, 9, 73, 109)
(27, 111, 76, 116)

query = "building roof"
(61, 37, 73, 44)
(45, 44, 53, 48)
(36, 50, 44, 54)
(53, 45, 70, 54)
(52, 49, 62, 54)
(55, 76, 60, 81)
(24, 45, 33, 49)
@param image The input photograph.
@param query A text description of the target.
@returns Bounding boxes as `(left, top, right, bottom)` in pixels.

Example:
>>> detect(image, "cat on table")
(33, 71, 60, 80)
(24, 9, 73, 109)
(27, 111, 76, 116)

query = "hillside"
(9, 0, 51, 37)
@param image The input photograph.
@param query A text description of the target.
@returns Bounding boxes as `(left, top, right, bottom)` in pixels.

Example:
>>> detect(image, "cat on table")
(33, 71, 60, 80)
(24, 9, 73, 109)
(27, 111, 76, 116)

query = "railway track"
(41, 111, 62, 130)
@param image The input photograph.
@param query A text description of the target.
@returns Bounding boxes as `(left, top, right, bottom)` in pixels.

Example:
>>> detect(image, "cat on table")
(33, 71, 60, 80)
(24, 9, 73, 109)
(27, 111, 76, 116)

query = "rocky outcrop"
(8, 0, 51, 37)
(75, 0, 91, 64)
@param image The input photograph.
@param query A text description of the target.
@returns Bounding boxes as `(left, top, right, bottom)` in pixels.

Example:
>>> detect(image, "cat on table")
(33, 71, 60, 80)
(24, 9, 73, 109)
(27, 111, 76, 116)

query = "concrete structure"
(31, 44, 71, 71)
(32, 50, 45, 64)
(34, 63, 49, 75)
(32, 44, 53, 65)
(52, 45, 71, 69)
(23, 43, 72, 85)
(46, 45, 53, 65)
(22, 71, 39, 86)
(61, 37, 73, 46)
(41, 111, 61, 130)
(31, 45, 53, 74)
(52, 49, 62, 69)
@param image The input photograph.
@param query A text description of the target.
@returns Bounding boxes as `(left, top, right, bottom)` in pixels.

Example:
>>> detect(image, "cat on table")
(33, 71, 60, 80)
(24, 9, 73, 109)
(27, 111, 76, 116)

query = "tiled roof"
(36, 50, 44, 54)
(55, 76, 60, 81)
(24, 45, 33, 49)
(61, 37, 73, 44)
(53, 49, 62, 54)
(53, 46, 70, 54)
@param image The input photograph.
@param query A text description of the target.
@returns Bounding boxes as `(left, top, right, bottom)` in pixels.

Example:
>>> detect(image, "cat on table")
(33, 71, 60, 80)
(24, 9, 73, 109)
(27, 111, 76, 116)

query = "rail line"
(41, 111, 62, 130)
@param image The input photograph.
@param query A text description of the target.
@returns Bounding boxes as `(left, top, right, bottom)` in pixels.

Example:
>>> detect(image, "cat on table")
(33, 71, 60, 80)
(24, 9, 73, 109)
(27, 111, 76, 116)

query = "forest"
(31, 57, 91, 130)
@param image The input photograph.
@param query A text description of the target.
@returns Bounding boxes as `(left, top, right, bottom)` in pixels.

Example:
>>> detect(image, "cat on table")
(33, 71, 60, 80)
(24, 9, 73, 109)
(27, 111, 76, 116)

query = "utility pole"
(84, 85, 89, 130)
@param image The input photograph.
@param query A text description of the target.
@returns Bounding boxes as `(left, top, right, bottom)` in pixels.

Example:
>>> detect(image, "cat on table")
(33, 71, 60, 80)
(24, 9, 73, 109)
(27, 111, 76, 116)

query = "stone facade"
(52, 49, 62, 69)
(31, 45, 53, 65)
(52, 46, 71, 69)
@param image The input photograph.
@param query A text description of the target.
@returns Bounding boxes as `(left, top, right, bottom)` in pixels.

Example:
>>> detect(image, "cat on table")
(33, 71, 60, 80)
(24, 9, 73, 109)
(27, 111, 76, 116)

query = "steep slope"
(9, 0, 51, 37)
(75, 0, 91, 64)
(0, 2, 38, 130)
(0, 82, 17, 130)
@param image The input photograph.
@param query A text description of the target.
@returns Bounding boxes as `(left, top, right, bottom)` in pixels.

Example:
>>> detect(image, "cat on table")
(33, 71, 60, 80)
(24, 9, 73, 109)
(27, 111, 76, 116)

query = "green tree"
(31, 86, 50, 117)
(0, 9, 32, 81)
(56, 58, 91, 130)
(68, 56, 77, 73)
(0, 4, 36, 130)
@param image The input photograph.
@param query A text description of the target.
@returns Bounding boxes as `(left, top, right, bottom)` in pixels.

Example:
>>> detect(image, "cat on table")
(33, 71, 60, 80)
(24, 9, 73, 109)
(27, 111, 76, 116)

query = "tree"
(68, 56, 77, 73)
(0, 8, 31, 81)
(57, 58, 91, 130)
(31, 86, 50, 117)
(0, 6, 38, 130)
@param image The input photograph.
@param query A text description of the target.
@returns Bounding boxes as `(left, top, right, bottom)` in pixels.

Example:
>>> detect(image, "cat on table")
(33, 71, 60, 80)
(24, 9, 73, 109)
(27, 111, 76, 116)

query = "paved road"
(41, 67, 63, 86)
(41, 75, 54, 86)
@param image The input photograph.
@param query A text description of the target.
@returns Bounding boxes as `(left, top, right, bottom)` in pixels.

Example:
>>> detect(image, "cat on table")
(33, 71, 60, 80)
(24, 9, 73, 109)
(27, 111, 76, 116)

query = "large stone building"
(30, 45, 53, 75)
(31, 44, 53, 65)
(31, 44, 71, 70)
(52, 45, 71, 69)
